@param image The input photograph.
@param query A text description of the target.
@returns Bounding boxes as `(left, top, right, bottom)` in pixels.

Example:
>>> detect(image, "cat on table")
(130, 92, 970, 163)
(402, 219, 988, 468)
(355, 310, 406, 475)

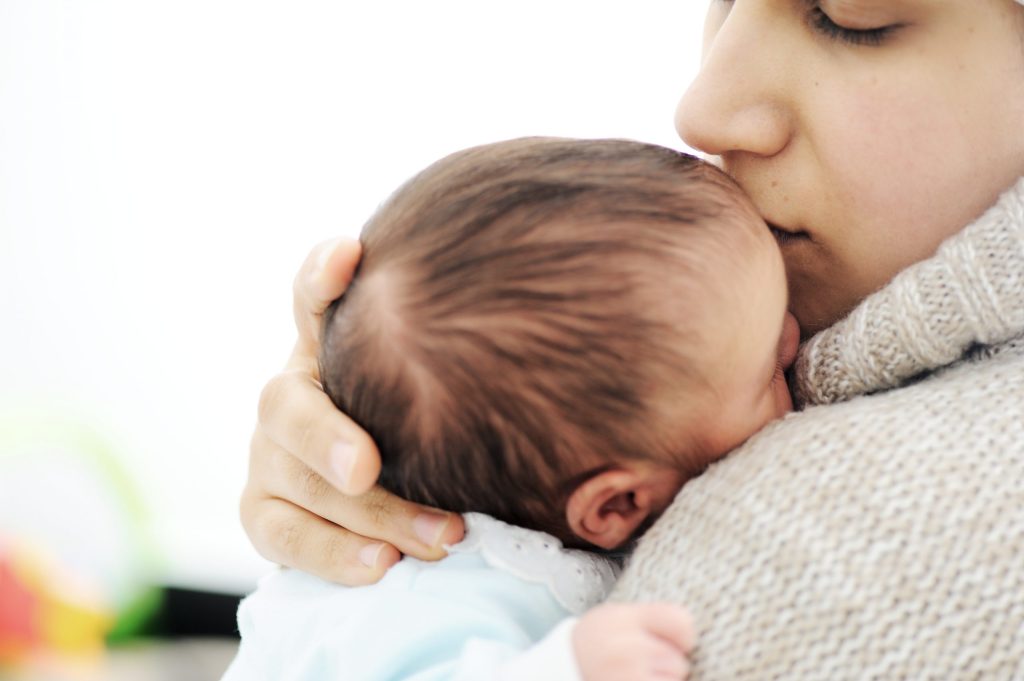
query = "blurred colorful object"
(0, 547, 39, 660)
(0, 408, 162, 674)
(0, 537, 113, 664)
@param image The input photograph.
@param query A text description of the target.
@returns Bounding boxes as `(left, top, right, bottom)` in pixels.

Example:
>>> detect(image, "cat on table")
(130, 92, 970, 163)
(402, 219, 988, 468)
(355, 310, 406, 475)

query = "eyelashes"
(713, 0, 898, 48)
(808, 7, 898, 47)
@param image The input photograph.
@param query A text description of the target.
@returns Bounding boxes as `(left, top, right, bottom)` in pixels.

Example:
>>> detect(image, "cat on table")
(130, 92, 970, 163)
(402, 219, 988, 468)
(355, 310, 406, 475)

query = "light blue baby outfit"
(222, 513, 619, 681)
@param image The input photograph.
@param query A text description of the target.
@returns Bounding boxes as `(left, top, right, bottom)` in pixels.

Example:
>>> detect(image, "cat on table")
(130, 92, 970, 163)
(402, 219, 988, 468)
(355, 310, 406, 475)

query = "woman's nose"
(675, 5, 793, 159)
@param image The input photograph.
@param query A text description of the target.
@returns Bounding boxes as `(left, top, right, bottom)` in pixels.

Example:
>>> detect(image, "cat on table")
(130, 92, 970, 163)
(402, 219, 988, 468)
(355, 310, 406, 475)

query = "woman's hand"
(241, 238, 465, 585)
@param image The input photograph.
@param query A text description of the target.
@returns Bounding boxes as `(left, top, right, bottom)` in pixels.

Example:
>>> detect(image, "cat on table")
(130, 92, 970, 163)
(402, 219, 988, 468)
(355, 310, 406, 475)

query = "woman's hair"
(319, 137, 754, 546)
(1017, 2, 1024, 48)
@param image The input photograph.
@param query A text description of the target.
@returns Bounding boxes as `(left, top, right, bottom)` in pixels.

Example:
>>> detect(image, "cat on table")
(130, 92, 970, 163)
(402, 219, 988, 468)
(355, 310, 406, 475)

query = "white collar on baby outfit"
(445, 513, 621, 615)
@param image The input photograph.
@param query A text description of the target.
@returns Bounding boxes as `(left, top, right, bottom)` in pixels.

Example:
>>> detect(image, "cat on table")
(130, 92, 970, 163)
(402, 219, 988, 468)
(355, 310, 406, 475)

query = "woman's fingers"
(292, 238, 362, 360)
(250, 427, 465, 562)
(257, 367, 381, 496)
(246, 236, 467, 582)
(241, 236, 467, 584)
(240, 493, 401, 586)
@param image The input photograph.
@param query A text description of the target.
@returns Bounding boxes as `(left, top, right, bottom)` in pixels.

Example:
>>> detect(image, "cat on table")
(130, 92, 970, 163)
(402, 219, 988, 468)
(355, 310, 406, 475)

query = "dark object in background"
(142, 587, 242, 639)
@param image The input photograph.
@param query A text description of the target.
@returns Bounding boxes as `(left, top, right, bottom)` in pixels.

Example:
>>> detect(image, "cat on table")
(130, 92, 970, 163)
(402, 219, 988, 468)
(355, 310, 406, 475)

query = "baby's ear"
(565, 465, 683, 550)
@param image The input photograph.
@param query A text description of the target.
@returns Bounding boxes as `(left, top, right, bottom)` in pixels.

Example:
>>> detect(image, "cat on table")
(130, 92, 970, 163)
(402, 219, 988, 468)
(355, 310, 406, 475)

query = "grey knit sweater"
(611, 177, 1024, 679)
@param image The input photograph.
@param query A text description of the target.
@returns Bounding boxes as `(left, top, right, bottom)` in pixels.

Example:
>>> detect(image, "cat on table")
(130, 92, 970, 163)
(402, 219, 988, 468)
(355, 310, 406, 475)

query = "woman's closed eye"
(712, 0, 902, 49)
(808, 5, 901, 47)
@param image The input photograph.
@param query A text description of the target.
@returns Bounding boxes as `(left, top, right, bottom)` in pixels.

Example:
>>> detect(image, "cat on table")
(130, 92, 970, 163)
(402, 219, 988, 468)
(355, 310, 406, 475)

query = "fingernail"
(413, 513, 451, 548)
(359, 542, 385, 568)
(328, 441, 356, 492)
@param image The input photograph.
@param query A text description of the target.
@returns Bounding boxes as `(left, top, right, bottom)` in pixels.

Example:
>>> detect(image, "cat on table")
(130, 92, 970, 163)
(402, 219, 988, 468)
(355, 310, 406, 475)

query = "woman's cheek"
(817, 78, 975, 282)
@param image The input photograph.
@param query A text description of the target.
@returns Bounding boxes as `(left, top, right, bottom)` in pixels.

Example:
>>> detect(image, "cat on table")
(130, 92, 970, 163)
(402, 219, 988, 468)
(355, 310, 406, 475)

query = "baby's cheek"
(692, 392, 775, 464)
(773, 376, 793, 418)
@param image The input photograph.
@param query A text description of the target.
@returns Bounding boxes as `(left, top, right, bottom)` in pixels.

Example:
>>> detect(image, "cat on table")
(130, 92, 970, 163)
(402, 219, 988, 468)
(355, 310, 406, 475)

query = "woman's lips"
(778, 311, 801, 372)
(767, 222, 811, 246)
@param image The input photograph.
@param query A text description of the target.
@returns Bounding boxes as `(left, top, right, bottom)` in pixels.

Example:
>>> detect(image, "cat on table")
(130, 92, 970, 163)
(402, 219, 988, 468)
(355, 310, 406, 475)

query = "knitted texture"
(610, 177, 1024, 680)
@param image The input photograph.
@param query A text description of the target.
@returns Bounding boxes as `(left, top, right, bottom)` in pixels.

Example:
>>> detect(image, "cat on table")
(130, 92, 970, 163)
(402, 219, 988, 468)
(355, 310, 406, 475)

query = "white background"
(0, 1, 707, 593)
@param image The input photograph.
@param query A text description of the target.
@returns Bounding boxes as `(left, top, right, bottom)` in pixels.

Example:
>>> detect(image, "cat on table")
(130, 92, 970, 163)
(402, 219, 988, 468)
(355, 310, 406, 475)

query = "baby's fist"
(572, 602, 696, 681)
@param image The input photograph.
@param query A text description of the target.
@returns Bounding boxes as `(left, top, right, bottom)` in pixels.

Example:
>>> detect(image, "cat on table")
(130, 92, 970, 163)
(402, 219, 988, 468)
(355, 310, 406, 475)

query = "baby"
(223, 138, 799, 681)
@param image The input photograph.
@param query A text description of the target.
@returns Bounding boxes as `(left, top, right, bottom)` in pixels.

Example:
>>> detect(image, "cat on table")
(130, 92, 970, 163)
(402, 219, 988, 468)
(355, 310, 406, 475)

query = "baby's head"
(320, 138, 798, 550)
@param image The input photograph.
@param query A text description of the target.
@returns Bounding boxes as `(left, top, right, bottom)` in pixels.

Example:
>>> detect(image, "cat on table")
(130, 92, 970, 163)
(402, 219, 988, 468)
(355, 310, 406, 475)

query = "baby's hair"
(320, 137, 756, 547)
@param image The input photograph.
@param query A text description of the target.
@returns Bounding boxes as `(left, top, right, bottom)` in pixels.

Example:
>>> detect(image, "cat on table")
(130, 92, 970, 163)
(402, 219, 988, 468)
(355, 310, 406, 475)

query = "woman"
(242, 0, 1024, 676)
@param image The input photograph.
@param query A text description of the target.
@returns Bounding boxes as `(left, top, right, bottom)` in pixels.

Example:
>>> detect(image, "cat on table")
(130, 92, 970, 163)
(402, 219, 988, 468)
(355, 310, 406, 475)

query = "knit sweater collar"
(792, 176, 1024, 407)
